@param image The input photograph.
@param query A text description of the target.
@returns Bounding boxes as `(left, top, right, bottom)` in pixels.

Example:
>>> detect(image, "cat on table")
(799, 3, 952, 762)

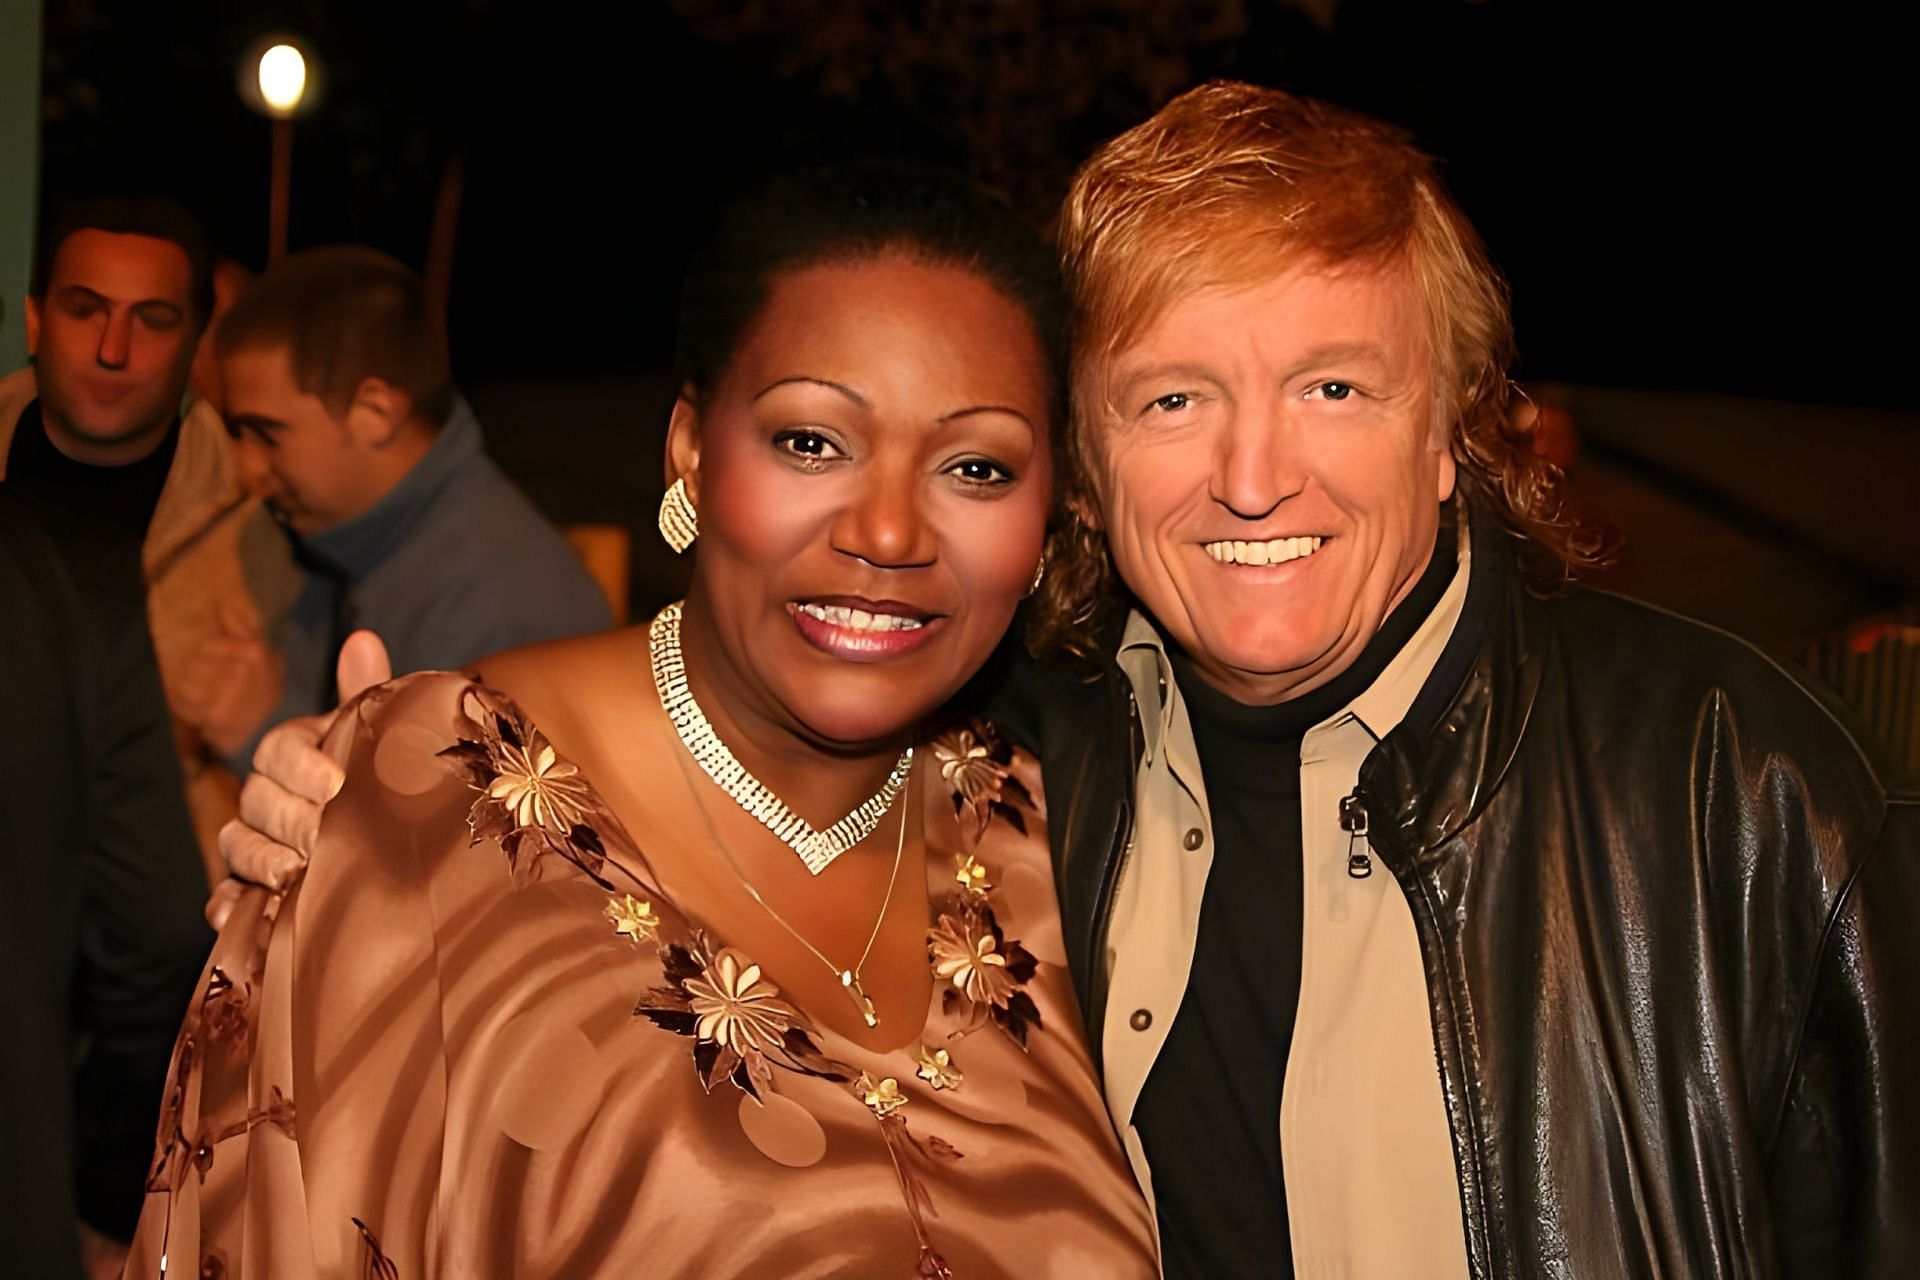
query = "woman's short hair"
(674, 162, 1068, 427)
(1031, 80, 1605, 656)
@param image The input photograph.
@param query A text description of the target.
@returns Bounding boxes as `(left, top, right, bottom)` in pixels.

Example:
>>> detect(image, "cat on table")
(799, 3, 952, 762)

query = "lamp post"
(253, 41, 309, 265)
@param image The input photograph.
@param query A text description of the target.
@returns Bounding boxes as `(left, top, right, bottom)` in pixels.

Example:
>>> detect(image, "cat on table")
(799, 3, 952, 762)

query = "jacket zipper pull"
(1338, 790, 1373, 879)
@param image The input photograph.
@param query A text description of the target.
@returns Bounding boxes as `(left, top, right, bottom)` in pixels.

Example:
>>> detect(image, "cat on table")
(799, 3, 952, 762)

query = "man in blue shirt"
(176, 246, 611, 773)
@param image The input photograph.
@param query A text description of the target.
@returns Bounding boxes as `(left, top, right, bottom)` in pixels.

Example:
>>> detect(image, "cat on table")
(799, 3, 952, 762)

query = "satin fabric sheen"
(124, 672, 1157, 1278)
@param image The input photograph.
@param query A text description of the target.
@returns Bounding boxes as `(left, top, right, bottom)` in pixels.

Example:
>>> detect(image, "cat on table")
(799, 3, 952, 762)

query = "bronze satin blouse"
(124, 673, 1156, 1278)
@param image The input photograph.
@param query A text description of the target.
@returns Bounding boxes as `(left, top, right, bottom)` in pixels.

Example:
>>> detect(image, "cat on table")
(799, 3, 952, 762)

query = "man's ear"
(343, 376, 411, 448)
(22, 294, 40, 358)
(1429, 390, 1458, 503)
(1067, 425, 1108, 533)
(664, 387, 702, 507)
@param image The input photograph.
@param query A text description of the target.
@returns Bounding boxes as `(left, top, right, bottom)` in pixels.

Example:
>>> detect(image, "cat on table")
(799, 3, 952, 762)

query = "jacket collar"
(1359, 503, 1552, 866)
(300, 397, 481, 580)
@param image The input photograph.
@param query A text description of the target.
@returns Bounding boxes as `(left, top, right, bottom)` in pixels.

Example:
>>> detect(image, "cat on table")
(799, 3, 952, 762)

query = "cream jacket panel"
(1102, 533, 1473, 1279)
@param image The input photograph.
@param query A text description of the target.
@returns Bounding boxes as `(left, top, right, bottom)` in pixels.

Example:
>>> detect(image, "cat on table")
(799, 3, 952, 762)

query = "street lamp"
(258, 44, 307, 115)
(239, 37, 315, 266)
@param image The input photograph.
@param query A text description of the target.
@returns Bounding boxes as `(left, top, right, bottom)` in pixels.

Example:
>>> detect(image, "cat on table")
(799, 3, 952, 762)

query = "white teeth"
(797, 603, 925, 632)
(1202, 536, 1325, 567)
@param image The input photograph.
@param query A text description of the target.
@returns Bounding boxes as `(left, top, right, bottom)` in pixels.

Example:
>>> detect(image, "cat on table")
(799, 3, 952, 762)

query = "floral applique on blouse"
(438, 692, 1048, 1278)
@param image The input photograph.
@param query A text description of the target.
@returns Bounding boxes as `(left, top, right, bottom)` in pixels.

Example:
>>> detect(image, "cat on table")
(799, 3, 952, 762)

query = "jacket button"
(1129, 1008, 1153, 1031)
(1182, 827, 1204, 850)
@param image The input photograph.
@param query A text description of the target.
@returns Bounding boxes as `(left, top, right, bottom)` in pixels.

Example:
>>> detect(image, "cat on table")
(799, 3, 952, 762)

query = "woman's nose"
(830, 475, 937, 570)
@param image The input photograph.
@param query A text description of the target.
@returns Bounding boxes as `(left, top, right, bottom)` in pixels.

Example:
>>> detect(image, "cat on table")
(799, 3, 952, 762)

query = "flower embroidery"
(353, 1217, 400, 1280)
(486, 736, 590, 833)
(685, 948, 796, 1058)
(201, 966, 251, 1047)
(604, 894, 660, 946)
(440, 689, 612, 886)
(929, 913, 1015, 1008)
(954, 853, 990, 896)
(915, 1046, 963, 1091)
(928, 723, 1032, 846)
(933, 731, 999, 807)
(635, 936, 842, 1100)
(928, 905, 1042, 1049)
(859, 1072, 909, 1117)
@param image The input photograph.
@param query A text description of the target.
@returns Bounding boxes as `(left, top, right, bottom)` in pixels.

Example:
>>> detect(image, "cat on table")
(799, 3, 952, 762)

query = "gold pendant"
(841, 969, 880, 1027)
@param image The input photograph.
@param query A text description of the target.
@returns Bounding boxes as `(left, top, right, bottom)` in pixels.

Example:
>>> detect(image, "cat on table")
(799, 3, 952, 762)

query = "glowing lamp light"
(258, 44, 308, 116)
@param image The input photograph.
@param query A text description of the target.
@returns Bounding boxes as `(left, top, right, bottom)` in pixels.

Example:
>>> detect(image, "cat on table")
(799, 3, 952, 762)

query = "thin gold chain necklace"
(650, 603, 913, 875)
(668, 739, 911, 1029)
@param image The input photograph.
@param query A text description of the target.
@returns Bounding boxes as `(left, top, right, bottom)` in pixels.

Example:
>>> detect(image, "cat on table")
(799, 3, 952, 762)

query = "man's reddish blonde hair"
(1029, 80, 1604, 656)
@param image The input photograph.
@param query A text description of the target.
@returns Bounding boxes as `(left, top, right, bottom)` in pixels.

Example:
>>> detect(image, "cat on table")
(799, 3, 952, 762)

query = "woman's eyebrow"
(939, 404, 1035, 429)
(752, 375, 868, 406)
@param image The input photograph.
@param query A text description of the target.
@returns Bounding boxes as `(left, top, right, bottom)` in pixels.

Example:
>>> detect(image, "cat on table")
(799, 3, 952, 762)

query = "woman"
(124, 168, 1157, 1279)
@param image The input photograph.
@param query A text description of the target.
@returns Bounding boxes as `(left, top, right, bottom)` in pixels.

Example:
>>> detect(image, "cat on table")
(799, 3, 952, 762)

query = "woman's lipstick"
(787, 597, 943, 662)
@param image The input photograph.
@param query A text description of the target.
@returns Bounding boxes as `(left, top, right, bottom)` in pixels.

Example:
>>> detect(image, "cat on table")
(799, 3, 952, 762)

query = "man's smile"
(1201, 535, 1326, 567)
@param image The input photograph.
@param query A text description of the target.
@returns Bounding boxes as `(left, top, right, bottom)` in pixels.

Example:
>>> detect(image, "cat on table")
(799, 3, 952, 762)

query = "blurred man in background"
(187, 245, 611, 774)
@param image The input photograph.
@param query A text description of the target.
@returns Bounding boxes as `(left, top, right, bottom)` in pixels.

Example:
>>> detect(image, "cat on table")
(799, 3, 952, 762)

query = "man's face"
(25, 229, 199, 462)
(1089, 258, 1456, 703)
(221, 344, 379, 535)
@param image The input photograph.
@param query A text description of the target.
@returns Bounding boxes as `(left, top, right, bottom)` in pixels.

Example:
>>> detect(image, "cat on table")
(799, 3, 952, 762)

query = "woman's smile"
(787, 596, 946, 661)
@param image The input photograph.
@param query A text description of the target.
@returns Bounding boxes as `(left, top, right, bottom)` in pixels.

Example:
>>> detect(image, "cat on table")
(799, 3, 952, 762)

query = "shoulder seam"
(1581, 587, 1888, 798)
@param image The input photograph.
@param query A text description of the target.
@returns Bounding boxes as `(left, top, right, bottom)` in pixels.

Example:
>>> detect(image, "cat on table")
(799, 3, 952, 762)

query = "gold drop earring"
(658, 477, 698, 554)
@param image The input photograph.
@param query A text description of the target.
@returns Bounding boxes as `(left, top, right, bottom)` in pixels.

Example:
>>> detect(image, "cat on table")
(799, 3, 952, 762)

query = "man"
(0, 194, 227, 1274)
(1, 193, 298, 881)
(1000, 82, 1916, 1277)
(220, 87, 1916, 1277)
(182, 245, 611, 773)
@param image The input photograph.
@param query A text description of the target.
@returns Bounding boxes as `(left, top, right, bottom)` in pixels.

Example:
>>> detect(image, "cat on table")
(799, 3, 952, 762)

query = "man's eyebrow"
(224, 414, 286, 439)
(1110, 361, 1224, 402)
(1281, 341, 1390, 380)
(55, 284, 186, 317)
(752, 375, 868, 407)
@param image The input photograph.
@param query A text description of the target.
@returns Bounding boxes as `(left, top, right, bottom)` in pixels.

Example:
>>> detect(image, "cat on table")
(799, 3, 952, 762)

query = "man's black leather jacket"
(985, 508, 1919, 1278)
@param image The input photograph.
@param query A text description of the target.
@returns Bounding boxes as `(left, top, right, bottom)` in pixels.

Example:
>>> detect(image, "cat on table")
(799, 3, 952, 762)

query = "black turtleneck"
(1135, 516, 1459, 1280)
(6, 399, 180, 632)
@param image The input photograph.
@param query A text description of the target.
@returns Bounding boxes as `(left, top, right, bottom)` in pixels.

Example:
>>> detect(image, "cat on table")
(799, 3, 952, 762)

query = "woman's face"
(673, 254, 1053, 751)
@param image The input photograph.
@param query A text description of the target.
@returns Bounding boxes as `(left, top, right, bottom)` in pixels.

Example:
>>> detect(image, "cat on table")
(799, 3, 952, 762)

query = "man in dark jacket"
(988, 81, 1917, 1278)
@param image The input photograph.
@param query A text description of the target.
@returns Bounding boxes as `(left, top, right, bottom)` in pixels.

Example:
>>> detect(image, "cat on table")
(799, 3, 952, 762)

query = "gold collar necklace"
(649, 602, 915, 876)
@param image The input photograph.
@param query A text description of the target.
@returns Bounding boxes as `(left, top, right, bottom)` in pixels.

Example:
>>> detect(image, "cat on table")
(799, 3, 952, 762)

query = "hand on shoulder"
(207, 630, 392, 928)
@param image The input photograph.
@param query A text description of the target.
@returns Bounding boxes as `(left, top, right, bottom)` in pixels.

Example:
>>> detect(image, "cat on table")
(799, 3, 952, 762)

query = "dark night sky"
(38, 1, 1920, 409)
